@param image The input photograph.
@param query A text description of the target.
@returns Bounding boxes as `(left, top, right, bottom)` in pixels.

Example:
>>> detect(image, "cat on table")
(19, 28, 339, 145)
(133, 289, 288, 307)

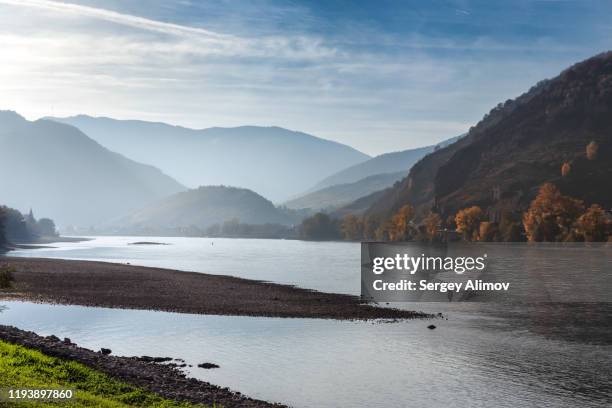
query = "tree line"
(299, 182, 612, 243)
(0, 206, 58, 246)
(300, 140, 611, 243)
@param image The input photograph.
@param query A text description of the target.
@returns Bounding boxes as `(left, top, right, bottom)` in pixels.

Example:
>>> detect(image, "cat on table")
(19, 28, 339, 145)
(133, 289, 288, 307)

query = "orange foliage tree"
(340, 214, 363, 241)
(387, 204, 416, 241)
(561, 161, 571, 177)
(522, 183, 584, 242)
(455, 206, 483, 241)
(576, 204, 609, 242)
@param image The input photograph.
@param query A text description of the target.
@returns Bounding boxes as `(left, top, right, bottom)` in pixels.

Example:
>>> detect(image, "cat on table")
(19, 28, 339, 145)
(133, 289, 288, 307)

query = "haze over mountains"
(310, 135, 463, 191)
(366, 52, 612, 222)
(48, 116, 370, 202)
(286, 135, 464, 211)
(113, 186, 301, 234)
(285, 172, 406, 211)
(0, 111, 185, 226)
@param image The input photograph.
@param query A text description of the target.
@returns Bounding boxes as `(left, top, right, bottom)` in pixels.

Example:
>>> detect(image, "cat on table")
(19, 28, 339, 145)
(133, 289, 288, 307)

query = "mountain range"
(284, 171, 406, 211)
(47, 116, 370, 202)
(0, 111, 185, 226)
(310, 135, 463, 191)
(365, 51, 612, 222)
(286, 135, 463, 211)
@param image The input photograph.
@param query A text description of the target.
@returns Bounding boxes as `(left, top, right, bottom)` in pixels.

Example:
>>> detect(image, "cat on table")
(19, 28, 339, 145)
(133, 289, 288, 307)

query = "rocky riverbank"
(0, 257, 430, 320)
(0, 324, 284, 407)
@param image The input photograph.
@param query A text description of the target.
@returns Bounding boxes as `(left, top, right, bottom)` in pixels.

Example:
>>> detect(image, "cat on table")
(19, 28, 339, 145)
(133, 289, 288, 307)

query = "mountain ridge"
(309, 135, 463, 192)
(47, 115, 371, 202)
(0, 111, 186, 226)
(366, 51, 612, 222)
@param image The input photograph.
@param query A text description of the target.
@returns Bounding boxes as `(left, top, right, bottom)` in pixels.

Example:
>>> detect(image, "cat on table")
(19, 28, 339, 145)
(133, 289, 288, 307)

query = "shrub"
(0, 265, 15, 289)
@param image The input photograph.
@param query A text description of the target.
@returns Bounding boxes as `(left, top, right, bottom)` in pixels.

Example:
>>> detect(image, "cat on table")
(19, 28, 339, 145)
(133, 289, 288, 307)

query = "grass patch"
(0, 340, 207, 407)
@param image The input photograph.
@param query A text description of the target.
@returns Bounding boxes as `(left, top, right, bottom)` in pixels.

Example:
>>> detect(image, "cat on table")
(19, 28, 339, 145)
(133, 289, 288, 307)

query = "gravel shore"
(0, 324, 285, 407)
(0, 257, 430, 320)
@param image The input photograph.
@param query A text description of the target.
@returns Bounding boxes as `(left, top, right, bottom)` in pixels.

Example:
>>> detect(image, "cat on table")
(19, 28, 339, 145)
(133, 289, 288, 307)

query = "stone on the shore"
(138, 356, 173, 363)
(100, 348, 112, 355)
(427, 324, 437, 330)
(198, 362, 220, 369)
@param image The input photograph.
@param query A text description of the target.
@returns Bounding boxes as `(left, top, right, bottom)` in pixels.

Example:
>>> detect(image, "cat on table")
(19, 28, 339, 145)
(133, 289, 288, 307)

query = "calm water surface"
(9, 236, 360, 294)
(3, 237, 611, 407)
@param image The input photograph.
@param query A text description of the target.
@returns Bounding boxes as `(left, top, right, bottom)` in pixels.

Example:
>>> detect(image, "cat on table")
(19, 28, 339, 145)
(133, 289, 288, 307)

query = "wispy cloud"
(0, 0, 608, 154)
(0, 0, 229, 39)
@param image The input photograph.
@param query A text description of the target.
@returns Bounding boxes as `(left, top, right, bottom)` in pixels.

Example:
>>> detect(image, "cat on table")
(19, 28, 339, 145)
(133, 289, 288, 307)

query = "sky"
(0, 0, 611, 155)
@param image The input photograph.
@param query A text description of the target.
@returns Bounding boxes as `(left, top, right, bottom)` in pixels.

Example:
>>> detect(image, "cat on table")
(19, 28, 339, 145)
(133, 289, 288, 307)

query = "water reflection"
(0, 301, 610, 408)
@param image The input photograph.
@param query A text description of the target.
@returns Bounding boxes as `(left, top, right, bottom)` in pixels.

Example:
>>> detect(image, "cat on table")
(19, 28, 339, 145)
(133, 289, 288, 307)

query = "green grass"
(0, 340, 207, 407)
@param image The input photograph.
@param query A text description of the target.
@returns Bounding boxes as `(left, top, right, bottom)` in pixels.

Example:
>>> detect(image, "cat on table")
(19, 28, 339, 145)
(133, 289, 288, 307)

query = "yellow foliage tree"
(455, 206, 483, 241)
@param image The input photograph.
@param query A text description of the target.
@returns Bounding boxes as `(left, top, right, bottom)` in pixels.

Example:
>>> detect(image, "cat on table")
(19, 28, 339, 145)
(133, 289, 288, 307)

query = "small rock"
(427, 324, 437, 330)
(138, 356, 173, 363)
(63, 337, 72, 345)
(100, 348, 112, 355)
(46, 335, 60, 342)
(198, 362, 219, 369)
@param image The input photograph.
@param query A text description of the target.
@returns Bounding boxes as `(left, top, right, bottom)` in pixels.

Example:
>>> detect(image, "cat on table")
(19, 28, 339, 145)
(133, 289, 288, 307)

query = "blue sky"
(0, 0, 610, 155)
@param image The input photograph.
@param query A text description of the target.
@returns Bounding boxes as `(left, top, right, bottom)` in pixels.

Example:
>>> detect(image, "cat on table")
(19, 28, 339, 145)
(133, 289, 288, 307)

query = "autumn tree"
(455, 206, 483, 241)
(586, 141, 599, 160)
(340, 214, 363, 241)
(388, 205, 416, 241)
(479, 221, 498, 242)
(561, 161, 571, 177)
(362, 215, 380, 241)
(522, 183, 584, 242)
(498, 211, 523, 242)
(423, 212, 442, 242)
(576, 204, 609, 242)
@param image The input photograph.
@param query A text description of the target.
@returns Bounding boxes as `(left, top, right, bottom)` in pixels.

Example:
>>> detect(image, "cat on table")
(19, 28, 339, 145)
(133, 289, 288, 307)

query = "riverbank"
(0, 325, 283, 407)
(0, 236, 91, 253)
(0, 257, 430, 320)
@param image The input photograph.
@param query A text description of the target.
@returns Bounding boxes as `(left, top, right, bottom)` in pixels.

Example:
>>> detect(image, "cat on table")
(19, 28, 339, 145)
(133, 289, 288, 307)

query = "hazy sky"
(1, 0, 611, 155)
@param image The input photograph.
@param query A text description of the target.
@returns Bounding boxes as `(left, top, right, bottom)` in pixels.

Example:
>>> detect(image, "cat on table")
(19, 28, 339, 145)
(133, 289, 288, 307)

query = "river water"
(2, 236, 611, 407)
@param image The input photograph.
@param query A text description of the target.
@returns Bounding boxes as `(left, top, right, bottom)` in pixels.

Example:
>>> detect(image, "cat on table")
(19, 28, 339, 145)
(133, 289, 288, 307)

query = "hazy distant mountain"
(310, 135, 463, 191)
(366, 52, 612, 221)
(284, 171, 406, 211)
(47, 116, 370, 202)
(114, 185, 301, 232)
(0, 111, 185, 226)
